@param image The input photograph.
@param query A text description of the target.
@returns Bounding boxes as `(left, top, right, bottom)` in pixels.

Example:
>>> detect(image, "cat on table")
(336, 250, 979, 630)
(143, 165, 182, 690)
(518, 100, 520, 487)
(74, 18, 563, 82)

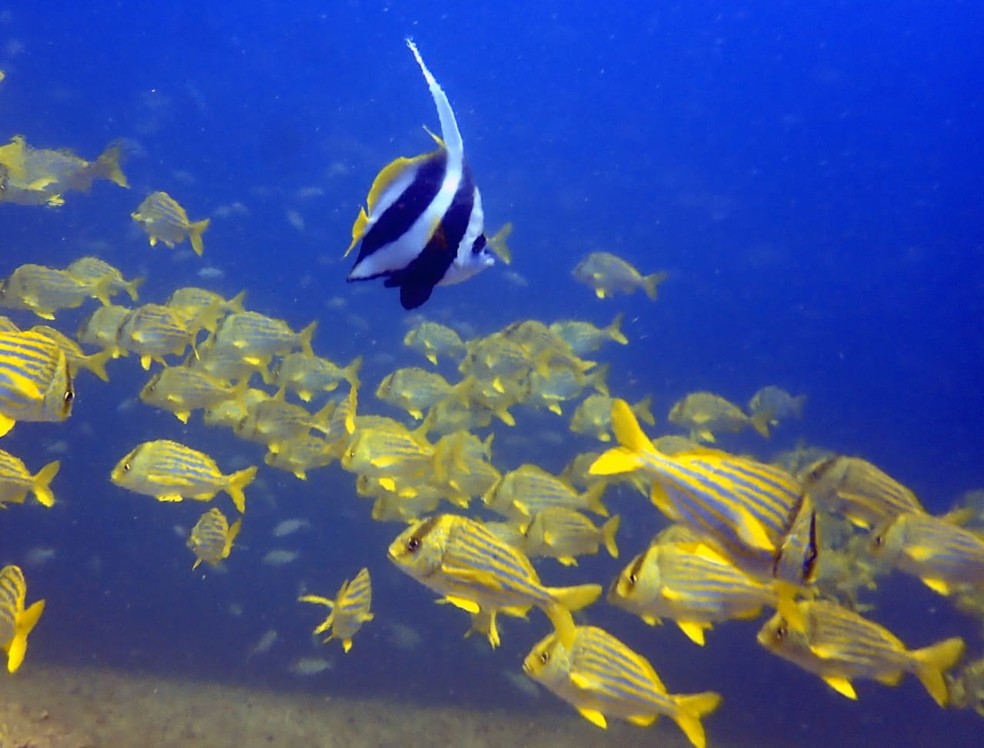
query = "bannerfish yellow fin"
(822, 675, 857, 699)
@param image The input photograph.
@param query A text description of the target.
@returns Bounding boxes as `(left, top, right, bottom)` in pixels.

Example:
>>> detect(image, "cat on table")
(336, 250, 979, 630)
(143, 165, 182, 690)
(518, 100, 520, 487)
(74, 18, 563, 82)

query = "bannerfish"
(345, 39, 494, 310)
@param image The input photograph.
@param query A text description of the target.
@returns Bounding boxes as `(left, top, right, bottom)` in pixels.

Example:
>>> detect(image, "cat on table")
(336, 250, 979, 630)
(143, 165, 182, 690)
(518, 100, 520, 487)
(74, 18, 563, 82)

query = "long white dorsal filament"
(406, 38, 464, 169)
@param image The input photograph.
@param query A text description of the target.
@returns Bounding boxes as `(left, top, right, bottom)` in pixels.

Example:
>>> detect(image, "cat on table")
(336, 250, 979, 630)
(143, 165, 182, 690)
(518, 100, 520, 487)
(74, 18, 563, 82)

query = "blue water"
(1, 1, 982, 745)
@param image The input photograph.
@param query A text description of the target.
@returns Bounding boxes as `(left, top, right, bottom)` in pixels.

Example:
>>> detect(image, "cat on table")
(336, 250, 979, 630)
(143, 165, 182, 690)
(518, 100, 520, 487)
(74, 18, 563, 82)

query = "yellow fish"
(264, 435, 336, 480)
(668, 391, 770, 442)
(524, 509, 620, 567)
(869, 511, 984, 595)
(77, 304, 131, 358)
(117, 304, 200, 370)
(757, 599, 965, 706)
(388, 514, 600, 649)
(801, 455, 926, 530)
(165, 287, 245, 333)
(233, 390, 333, 449)
(210, 311, 317, 362)
(570, 393, 654, 443)
(341, 420, 435, 482)
(375, 366, 455, 419)
(0, 263, 105, 319)
(608, 540, 777, 645)
(747, 385, 806, 426)
(65, 256, 143, 303)
(572, 251, 667, 301)
(0, 565, 45, 673)
(139, 366, 245, 423)
(187, 507, 241, 569)
(298, 567, 374, 653)
(0, 330, 74, 437)
(131, 191, 210, 256)
(110, 439, 256, 513)
(549, 313, 628, 356)
(273, 352, 361, 402)
(30, 325, 112, 382)
(403, 320, 466, 366)
(0, 449, 59, 508)
(523, 625, 720, 747)
(484, 464, 609, 521)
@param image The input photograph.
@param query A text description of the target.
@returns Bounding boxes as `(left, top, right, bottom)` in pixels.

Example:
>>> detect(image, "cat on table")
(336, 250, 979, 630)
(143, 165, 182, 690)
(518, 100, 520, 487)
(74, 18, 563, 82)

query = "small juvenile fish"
(272, 518, 312, 537)
(572, 252, 667, 301)
(0, 565, 46, 673)
(247, 628, 278, 659)
(187, 507, 241, 569)
(757, 599, 965, 706)
(288, 656, 332, 676)
(262, 549, 299, 566)
(298, 567, 374, 652)
(0, 449, 59, 508)
(523, 625, 720, 747)
(132, 191, 210, 256)
(110, 440, 256, 513)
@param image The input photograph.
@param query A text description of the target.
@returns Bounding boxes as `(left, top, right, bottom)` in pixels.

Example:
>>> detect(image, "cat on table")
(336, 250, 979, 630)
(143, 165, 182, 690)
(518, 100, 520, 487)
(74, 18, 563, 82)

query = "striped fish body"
(0, 264, 92, 319)
(345, 39, 493, 310)
(0, 564, 45, 673)
(524, 508, 620, 565)
(166, 287, 245, 333)
(77, 304, 131, 357)
(187, 507, 241, 568)
(299, 568, 374, 652)
(758, 599, 966, 705)
(609, 540, 776, 645)
(65, 256, 142, 303)
(140, 366, 240, 422)
(341, 422, 434, 480)
(234, 395, 330, 447)
(591, 400, 815, 586)
(403, 321, 466, 366)
(110, 439, 256, 513)
(264, 435, 336, 479)
(117, 304, 198, 369)
(0, 316, 20, 333)
(801, 455, 925, 529)
(388, 514, 600, 648)
(131, 191, 210, 255)
(274, 352, 361, 402)
(871, 511, 984, 594)
(484, 464, 608, 521)
(524, 626, 721, 746)
(211, 312, 316, 361)
(0, 330, 74, 435)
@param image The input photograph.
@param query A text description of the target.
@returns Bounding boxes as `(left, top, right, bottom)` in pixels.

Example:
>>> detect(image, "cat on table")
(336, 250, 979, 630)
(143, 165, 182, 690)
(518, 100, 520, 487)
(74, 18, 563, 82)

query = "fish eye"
(775, 624, 788, 641)
(64, 389, 74, 402)
(406, 537, 421, 553)
(539, 651, 549, 665)
(871, 533, 884, 548)
(122, 462, 131, 472)
(627, 572, 638, 587)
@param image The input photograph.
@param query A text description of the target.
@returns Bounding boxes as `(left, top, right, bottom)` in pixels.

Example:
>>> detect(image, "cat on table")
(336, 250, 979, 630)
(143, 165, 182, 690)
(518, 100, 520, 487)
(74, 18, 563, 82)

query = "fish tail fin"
(544, 603, 577, 650)
(7, 599, 45, 673)
(606, 312, 628, 344)
(225, 466, 257, 514)
(632, 394, 657, 426)
(95, 143, 128, 188)
(488, 222, 513, 264)
(126, 276, 145, 302)
(580, 482, 609, 517)
(911, 637, 965, 707)
(549, 584, 602, 616)
(298, 321, 318, 357)
(227, 518, 243, 552)
(343, 355, 363, 389)
(226, 290, 247, 314)
(749, 410, 771, 438)
(601, 514, 621, 558)
(82, 348, 113, 382)
(31, 460, 61, 508)
(642, 271, 668, 301)
(672, 692, 722, 748)
(588, 399, 655, 477)
(188, 218, 210, 256)
(587, 362, 610, 396)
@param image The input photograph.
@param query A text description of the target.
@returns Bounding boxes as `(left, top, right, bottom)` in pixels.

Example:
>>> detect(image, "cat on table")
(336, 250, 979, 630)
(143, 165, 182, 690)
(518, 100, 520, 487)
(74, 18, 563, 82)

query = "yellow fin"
(921, 577, 951, 595)
(677, 620, 708, 646)
(822, 675, 857, 699)
(627, 714, 656, 727)
(576, 706, 607, 729)
(910, 636, 965, 707)
(441, 595, 480, 614)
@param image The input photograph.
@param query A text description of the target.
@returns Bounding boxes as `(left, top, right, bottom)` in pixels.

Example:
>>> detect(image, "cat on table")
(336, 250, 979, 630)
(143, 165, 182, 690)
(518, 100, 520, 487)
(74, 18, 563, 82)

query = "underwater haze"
(1, 1, 982, 747)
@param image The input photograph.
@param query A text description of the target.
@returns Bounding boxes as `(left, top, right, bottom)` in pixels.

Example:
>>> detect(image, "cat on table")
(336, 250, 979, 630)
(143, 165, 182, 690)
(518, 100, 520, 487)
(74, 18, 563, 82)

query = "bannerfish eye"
(406, 537, 421, 553)
(471, 235, 487, 255)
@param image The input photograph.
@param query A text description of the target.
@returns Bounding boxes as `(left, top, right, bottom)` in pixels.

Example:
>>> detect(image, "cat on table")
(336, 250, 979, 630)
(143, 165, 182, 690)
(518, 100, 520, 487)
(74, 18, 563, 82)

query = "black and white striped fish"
(344, 39, 494, 310)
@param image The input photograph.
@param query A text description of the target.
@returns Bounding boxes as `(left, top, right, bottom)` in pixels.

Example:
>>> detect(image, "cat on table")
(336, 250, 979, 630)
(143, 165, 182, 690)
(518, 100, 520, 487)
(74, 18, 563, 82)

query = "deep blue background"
(0, 2, 982, 745)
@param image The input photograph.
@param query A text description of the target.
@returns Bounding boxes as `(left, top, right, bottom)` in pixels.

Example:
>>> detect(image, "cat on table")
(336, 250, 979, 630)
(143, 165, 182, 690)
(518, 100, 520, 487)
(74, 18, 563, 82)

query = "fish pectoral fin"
(921, 577, 951, 595)
(821, 675, 857, 700)
(298, 595, 334, 609)
(441, 595, 480, 614)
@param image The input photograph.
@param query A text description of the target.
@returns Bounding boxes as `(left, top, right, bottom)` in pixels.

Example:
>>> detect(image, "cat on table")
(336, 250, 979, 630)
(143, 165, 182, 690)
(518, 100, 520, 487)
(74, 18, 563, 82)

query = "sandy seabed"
(0, 664, 697, 748)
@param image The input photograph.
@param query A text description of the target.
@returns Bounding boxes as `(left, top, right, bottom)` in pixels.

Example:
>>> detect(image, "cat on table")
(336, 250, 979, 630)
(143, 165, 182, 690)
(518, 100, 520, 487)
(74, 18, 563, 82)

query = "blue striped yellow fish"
(869, 511, 984, 596)
(117, 303, 200, 370)
(387, 513, 600, 649)
(0, 564, 45, 673)
(608, 538, 777, 646)
(345, 39, 494, 310)
(0, 329, 74, 437)
(757, 599, 965, 706)
(590, 399, 818, 588)
(110, 439, 257, 513)
(0, 263, 100, 319)
(523, 625, 721, 748)
(0, 449, 59, 508)
(187, 507, 241, 569)
(298, 567, 374, 653)
(131, 191, 210, 256)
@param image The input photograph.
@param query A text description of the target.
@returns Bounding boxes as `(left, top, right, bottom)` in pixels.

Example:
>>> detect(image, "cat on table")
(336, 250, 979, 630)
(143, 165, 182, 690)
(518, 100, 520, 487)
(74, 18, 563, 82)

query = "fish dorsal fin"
(365, 152, 434, 217)
(406, 39, 463, 167)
